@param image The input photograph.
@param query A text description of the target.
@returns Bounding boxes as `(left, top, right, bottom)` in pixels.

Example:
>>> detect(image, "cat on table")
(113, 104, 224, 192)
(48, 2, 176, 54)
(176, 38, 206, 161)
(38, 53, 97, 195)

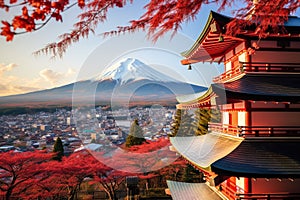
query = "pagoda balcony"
(213, 62, 300, 83)
(220, 182, 300, 200)
(236, 193, 300, 200)
(208, 123, 300, 138)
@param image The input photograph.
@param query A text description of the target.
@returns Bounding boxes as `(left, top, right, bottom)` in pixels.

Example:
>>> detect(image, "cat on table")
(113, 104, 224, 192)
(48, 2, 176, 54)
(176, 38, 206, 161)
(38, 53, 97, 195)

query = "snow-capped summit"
(96, 58, 178, 84)
(0, 58, 207, 106)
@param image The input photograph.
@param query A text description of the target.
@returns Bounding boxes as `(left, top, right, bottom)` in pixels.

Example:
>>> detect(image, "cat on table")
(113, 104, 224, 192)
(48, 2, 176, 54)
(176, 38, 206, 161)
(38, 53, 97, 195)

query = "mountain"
(0, 58, 206, 107)
(96, 58, 178, 84)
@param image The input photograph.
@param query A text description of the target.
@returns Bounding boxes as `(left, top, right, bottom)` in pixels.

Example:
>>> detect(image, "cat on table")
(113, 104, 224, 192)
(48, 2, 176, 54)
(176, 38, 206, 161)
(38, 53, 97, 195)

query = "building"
(168, 10, 300, 200)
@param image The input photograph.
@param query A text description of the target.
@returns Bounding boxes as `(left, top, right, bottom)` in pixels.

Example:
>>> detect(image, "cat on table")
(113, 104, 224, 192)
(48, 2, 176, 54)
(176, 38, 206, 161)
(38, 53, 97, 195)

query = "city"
(0, 106, 176, 154)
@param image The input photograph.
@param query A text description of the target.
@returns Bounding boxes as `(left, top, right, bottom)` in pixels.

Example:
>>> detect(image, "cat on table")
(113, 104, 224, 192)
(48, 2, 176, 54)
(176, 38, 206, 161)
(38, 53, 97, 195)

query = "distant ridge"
(0, 58, 206, 107)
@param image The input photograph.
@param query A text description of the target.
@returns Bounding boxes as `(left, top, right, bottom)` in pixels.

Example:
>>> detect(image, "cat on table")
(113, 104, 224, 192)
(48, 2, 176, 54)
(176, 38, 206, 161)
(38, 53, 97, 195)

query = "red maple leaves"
(1, 0, 298, 56)
(0, 150, 53, 200)
(0, 138, 185, 199)
(0, 0, 74, 41)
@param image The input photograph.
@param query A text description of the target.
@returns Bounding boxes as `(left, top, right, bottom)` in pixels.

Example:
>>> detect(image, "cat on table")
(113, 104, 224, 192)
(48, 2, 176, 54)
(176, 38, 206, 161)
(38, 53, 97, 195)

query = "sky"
(0, 1, 299, 97)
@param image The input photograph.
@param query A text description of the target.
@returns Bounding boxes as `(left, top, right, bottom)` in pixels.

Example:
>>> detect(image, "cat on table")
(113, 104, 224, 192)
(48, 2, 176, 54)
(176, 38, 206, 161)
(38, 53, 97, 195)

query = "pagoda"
(167, 8, 300, 200)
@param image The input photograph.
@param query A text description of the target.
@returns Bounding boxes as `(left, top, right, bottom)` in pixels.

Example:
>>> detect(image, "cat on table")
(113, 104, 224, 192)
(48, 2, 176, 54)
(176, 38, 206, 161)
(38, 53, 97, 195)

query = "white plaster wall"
(238, 52, 247, 63)
(236, 177, 245, 193)
(223, 112, 229, 125)
(238, 112, 246, 126)
(225, 61, 232, 72)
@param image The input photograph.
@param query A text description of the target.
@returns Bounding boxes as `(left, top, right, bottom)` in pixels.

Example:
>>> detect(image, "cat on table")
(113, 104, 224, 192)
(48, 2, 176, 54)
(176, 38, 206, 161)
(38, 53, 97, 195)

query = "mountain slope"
(0, 58, 206, 107)
(96, 58, 179, 84)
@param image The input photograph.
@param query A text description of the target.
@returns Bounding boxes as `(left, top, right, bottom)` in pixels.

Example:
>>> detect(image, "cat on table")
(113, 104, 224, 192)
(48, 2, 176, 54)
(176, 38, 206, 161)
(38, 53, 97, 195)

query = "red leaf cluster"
(0, 138, 186, 199)
(0, 150, 53, 199)
(0, 0, 77, 41)
(1, 0, 298, 57)
(0, 20, 13, 41)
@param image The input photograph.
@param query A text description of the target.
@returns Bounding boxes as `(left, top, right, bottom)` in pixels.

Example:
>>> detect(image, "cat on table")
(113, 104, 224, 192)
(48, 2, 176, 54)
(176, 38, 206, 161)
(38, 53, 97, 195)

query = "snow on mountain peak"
(95, 58, 177, 84)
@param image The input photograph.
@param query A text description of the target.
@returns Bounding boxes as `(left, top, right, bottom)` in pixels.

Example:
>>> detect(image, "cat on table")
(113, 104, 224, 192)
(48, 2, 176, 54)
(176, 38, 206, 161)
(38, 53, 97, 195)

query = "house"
(168, 9, 300, 200)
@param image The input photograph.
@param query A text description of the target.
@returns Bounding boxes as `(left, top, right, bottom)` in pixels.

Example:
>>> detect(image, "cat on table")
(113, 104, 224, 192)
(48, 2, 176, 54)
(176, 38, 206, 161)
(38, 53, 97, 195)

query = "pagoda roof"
(181, 11, 243, 64)
(181, 11, 300, 64)
(169, 133, 244, 168)
(166, 180, 223, 200)
(211, 138, 300, 178)
(213, 74, 300, 103)
(177, 74, 300, 108)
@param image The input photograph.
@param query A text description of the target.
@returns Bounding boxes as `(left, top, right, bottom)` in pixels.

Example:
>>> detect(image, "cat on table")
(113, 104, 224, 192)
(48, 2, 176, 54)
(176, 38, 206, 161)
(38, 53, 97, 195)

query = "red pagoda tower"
(167, 9, 300, 200)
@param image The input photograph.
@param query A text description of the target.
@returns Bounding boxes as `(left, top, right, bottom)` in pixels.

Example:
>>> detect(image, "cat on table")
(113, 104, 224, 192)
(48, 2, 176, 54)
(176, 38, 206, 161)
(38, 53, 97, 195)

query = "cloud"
(0, 64, 43, 97)
(39, 67, 76, 85)
(39, 69, 63, 85)
(0, 82, 41, 97)
(0, 65, 77, 97)
(0, 63, 17, 76)
(67, 68, 76, 75)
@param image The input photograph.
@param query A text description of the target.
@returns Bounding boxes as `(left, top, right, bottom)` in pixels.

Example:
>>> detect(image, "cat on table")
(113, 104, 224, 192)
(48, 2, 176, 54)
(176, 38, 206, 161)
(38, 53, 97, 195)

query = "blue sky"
(0, 2, 298, 96)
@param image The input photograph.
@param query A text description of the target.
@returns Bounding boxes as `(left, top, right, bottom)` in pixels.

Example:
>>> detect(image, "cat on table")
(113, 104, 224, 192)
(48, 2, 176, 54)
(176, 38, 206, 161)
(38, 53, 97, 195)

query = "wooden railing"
(213, 66, 243, 82)
(220, 182, 237, 200)
(209, 123, 300, 137)
(208, 123, 240, 137)
(213, 62, 300, 82)
(219, 181, 300, 200)
(238, 126, 300, 137)
(240, 62, 300, 73)
(236, 192, 300, 200)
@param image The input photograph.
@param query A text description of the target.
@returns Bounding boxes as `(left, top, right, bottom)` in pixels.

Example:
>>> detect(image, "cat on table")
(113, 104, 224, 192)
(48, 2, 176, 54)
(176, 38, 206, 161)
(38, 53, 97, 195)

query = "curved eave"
(176, 90, 208, 104)
(212, 74, 300, 103)
(181, 12, 300, 65)
(181, 37, 243, 65)
(169, 133, 244, 169)
(181, 11, 232, 58)
(166, 181, 223, 200)
(181, 11, 243, 64)
(176, 86, 215, 109)
(177, 74, 300, 109)
(177, 86, 213, 104)
(211, 138, 300, 178)
(181, 12, 216, 58)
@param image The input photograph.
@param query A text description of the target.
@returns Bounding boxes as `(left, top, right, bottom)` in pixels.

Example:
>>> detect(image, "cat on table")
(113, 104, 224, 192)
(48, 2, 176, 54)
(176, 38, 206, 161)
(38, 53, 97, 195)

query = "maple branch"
(14, 2, 78, 35)
(34, 3, 111, 58)
(1, 0, 299, 58)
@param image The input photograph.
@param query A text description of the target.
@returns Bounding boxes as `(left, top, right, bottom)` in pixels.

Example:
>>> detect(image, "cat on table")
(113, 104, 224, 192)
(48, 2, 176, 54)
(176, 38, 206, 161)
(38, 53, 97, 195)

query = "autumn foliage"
(0, 150, 53, 200)
(1, 0, 299, 57)
(0, 138, 189, 200)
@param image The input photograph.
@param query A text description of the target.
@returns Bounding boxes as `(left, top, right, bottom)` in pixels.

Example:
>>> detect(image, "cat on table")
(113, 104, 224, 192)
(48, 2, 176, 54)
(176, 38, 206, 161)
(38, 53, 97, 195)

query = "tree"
(125, 119, 146, 147)
(194, 108, 211, 135)
(92, 164, 126, 200)
(107, 137, 180, 194)
(194, 107, 221, 135)
(45, 151, 98, 200)
(170, 109, 182, 137)
(92, 138, 181, 199)
(154, 157, 187, 188)
(0, 150, 53, 200)
(170, 109, 194, 137)
(1, 1, 298, 57)
(53, 136, 64, 161)
(182, 163, 205, 183)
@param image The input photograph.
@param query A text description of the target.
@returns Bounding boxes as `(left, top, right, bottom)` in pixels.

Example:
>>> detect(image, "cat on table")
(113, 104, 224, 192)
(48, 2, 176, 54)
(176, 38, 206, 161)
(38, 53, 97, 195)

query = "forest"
(0, 138, 204, 200)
